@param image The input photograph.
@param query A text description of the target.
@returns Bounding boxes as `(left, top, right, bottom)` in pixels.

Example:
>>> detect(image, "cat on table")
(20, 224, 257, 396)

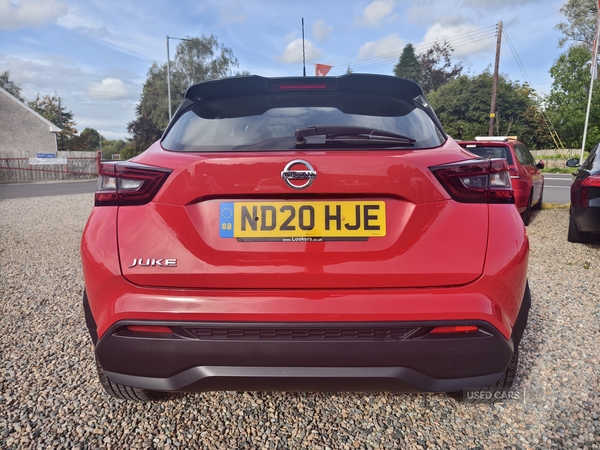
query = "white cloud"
(88, 78, 130, 100)
(419, 23, 494, 58)
(312, 19, 333, 42)
(355, 0, 396, 28)
(0, 0, 67, 30)
(278, 38, 323, 64)
(357, 34, 405, 61)
(56, 5, 102, 30)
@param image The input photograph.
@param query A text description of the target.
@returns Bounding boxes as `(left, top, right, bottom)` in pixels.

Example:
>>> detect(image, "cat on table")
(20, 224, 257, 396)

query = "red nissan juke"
(81, 74, 530, 402)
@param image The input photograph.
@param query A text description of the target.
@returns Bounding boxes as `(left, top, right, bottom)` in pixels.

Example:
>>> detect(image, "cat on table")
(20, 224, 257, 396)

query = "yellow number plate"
(219, 201, 386, 240)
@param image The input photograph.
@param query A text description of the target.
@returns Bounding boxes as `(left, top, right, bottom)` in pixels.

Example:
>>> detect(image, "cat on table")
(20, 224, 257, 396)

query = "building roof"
(0, 86, 62, 133)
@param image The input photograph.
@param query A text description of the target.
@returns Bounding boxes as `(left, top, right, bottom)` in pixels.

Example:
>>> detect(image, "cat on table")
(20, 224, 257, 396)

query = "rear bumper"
(572, 205, 600, 233)
(95, 318, 518, 393)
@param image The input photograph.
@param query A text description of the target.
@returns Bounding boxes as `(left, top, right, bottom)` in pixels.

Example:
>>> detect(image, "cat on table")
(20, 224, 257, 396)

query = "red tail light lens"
(582, 175, 600, 207)
(126, 325, 173, 334)
(95, 162, 172, 206)
(430, 326, 479, 334)
(430, 158, 514, 204)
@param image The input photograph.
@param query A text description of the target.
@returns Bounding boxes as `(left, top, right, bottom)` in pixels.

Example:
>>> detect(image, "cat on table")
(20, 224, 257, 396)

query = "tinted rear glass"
(461, 145, 514, 165)
(162, 93, 445, 151)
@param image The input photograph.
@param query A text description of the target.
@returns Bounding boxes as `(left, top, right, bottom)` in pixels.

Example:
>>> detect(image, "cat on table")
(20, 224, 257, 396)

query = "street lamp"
(166, 35, 192, 121)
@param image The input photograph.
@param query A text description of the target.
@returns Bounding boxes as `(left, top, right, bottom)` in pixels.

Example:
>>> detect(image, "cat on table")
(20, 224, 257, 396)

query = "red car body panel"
(116, 143, 490, 290)
(82, 201, 528, 340)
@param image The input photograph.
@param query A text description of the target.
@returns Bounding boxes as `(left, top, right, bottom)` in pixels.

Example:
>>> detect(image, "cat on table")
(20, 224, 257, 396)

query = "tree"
(555, 0, 598, 49)
(393, 43, 422, 83)
(172, 35, 239, 88)
(122, 115, 163, 160)
(546, 44, 600, 149)
(417, 41, 463, 94)
(427, 70, 553, 149)
(0, 70, 24, 101)
(28, 94, 78, 151)
(101, 139, 125, 160)
(126, 34, 241, 157)
(67, 128, 103, 152)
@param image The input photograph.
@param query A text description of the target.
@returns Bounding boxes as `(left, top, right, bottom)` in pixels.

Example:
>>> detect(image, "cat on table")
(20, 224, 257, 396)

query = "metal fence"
(0, 151, 99, 183)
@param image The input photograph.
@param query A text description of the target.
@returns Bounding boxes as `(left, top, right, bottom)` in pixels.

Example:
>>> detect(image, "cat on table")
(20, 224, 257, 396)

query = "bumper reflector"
(430, 325, 479, 334)
(126, 325, 173, 334)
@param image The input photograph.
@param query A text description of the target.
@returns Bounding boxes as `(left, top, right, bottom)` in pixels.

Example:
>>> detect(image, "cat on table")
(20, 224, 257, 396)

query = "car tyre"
(567, 208, 590, 243)
(521, 193, 532, 226)
(95, 358, 169, 402)
(532, 187, 543, 211)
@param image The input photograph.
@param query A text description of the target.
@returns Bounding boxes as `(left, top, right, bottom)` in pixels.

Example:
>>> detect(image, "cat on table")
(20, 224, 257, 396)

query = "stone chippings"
(0, 195, 599, 450)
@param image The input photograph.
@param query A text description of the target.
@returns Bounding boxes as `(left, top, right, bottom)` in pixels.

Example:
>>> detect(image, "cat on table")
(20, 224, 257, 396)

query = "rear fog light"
(126, 325, 173, 334)
(430, 326, 479, 334)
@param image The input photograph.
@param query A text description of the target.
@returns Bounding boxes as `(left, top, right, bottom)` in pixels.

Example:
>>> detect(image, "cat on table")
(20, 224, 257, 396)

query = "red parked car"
(81, 74, 530, 402)
(567, 144, 600, 242)
(457, 137, 544, 225)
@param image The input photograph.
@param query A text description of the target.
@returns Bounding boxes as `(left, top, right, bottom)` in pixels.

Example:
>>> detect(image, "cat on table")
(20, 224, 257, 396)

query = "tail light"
(582, 175, 600, 207)
(95, 162, 172, 206)
(430, 158, 514, 204)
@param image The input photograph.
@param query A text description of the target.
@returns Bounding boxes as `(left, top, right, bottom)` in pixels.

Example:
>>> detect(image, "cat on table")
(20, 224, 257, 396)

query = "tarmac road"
(542, 173, 572, 205)
(0, 179, 98, 200)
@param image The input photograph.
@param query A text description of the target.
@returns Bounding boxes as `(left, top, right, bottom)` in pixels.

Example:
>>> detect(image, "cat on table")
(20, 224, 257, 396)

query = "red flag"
(315, 64, 333, 76)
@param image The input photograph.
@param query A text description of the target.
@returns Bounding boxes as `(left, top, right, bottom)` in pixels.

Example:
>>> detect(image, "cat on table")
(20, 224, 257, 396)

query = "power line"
(502, 28, 565, 150)
(329, 24, 497, 75)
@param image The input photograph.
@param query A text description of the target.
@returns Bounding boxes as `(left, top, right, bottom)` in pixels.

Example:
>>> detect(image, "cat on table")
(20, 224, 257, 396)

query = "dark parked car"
(81, 74, 530, 402)
(567, 144, 600, 242)
(457, 137, 544, 225)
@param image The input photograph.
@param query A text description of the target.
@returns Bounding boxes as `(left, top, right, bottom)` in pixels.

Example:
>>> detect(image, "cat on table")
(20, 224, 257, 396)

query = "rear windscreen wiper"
(294, 125, 416, 146)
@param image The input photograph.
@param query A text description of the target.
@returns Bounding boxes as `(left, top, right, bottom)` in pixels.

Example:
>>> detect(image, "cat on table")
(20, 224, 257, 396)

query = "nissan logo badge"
(281, 160, 317, 190)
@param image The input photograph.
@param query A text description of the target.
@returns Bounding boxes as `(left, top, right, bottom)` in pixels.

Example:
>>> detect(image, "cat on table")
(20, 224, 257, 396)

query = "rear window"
(162, 93, 445, 152)
(461, 145, 514, 165)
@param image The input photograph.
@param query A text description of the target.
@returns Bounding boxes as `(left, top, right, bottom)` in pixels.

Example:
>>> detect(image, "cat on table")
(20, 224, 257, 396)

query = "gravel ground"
(1, 194, 599, 449)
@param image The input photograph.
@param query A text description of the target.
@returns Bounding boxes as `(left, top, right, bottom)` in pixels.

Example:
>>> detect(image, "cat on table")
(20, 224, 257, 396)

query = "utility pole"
(581, 6, 600, 163)
(57, 94, 65, 152)
(167, 36, 193, 121)
(488, 21, 503, 136)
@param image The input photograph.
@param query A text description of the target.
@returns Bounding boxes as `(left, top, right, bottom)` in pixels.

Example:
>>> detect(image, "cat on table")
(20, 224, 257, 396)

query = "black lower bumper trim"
(96, 318, 515, 393)
(105, 366, 505, 393)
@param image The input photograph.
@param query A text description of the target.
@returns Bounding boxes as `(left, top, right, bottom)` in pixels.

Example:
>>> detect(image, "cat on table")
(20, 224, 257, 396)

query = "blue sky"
(0, 0, 568, 140)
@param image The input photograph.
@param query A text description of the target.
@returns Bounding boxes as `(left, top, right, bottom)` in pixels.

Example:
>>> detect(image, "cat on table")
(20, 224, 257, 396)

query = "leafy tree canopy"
(28, 94, 78, 151)
(393, 41, 462, 94)
(393, 43, 422, 83)
(0, 70, 24, 101)
(547, 44, 600, 149)
(428, 70, 553, 149)
(124, 34, 241, 158)
(555, 0, 599, 49)
(418, 41, 463, 94)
